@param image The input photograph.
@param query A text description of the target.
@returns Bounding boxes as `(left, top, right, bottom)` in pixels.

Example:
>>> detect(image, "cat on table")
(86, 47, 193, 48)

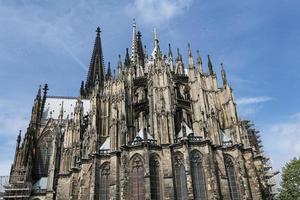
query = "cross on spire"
(96, 27, 101, 36)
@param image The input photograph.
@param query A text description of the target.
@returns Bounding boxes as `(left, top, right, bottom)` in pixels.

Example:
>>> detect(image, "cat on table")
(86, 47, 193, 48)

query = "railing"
(222, 141, 233, 147)
(174, 134, 203, 143)
(32, 188, 47, 194)
(99, 149, 110, 155)
(130, 137, 158, 146)
(187, 134, 202, 142)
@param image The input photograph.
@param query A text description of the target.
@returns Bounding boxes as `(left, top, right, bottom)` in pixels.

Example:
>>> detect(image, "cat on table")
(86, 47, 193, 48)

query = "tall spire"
(85, 26, 105, 95)
(207, 55, 214, 75)
(221, 63, 228, 86)
(196, 50, 203, 73)
(152, 28, 161, 59)
(130, 19, 138, 65)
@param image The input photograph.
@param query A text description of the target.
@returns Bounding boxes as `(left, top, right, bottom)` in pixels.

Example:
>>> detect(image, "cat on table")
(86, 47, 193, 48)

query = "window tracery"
(150, 155, 161, 200)
(130, 155, 145, 200)
(224, 155, 240, 200)
(173, 152, 188, 200)
(190, 151, 207, 200)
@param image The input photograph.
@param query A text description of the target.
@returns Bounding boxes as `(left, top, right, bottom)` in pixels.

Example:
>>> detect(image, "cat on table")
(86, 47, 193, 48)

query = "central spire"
(85, 26, 105, 97)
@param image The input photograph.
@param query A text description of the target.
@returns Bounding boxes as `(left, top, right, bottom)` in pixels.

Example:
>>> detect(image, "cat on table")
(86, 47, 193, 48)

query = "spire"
(106, 62, 112, 80)
(188, 43, 194, 68)
(221, 63, 228, 86)
(196, 50, 203, 73)
(124, 48, 130, 67)
(168, 44, 174, 71)
(130, 19, 138, 65)
(41, 83, 48, 113)
(152, 28, 161, 59)
(86, 26, 105, 95)
(80, 81, 85, 97)
(136, 31, 145, 67)
(16, 130, 21, 149)
(117, 54, 123, 79)
(207, 55, 214, 75)
(36, 85, 41, 99)
(168, 43, 173, 58)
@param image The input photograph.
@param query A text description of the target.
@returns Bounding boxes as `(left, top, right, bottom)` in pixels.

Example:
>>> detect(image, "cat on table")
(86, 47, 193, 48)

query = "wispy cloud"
(124, 0, 193, 25)
(237, 96, 272, 105)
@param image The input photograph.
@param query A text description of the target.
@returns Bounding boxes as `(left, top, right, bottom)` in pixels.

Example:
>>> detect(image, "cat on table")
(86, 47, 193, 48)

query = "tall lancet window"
(35, 132, 53, 179)
(224, 155, 240, 200)
(150, 155, 161, 200)
(99, 162, 110, 200)
(130, 154, 145, 200)
(190, 151, 207, 200)
(173, 152, 188, 200)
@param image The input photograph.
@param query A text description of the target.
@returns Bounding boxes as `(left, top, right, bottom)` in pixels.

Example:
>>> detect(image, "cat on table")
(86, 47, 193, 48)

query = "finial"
(43, 83, 49, 96)
(16, 130, 21, 148)
(168, 43, 173, 57)
(207, 55, 214, 75)
(96, 27, 101, 36)
(221, 63, 227, 85)
(196, 50, 203, 73)
(188, 43, 192, 57)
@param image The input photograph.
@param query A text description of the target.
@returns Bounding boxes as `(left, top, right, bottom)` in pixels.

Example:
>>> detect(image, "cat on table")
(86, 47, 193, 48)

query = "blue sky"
(0, 0, 300, 188)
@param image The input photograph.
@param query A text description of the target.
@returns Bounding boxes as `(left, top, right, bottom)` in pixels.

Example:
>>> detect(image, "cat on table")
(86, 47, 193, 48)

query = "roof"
(131, 128, 153, 145)
(177, 122, 193, 138)
(32, 177, 47, 190)
(100, 137, 110, 150)
(42, 96, 90, 120)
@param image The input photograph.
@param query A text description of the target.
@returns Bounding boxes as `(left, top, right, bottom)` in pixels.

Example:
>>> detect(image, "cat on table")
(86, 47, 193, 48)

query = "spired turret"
(5, 20, 277, 200)
(85, 27, 105, 97)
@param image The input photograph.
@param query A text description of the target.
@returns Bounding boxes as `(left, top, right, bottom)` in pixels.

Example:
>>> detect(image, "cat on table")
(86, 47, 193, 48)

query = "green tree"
(278, 157, 300, 200)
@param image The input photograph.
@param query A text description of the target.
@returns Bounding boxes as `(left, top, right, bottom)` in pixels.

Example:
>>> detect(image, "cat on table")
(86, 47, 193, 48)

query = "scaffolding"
(2, 170, 32, 200)
(0, 176, 9, 200)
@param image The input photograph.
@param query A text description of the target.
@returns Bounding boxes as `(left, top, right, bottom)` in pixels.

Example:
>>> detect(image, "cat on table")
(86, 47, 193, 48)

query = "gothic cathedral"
(4, 21, 277, 200)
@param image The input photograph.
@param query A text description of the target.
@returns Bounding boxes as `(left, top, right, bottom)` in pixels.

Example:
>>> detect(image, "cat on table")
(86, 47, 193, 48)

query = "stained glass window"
(150, 155, 161, 200)
(99, 162, 110, 200)
(130, 155, 145, 200)
(190, 151, 207, 200)
(224, 155, 240, 200)
(173, 152, 188, 200)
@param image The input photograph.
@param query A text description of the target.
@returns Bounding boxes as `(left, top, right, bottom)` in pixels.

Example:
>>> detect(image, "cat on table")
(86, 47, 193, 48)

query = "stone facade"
(5, 21, 277, 200)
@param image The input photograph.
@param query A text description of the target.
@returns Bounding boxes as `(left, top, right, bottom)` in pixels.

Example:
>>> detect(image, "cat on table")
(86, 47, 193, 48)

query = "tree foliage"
(278, 157, 300, 200)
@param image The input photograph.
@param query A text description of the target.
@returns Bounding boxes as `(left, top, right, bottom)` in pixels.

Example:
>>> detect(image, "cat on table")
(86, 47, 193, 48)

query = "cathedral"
(4, 21, 277, 200)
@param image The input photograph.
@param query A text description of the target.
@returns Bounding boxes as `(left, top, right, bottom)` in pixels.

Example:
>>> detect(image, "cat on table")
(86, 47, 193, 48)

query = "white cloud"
(237, 96, 272, 105)
(261, 113, 300, 189)
(124, 0, 193, 25)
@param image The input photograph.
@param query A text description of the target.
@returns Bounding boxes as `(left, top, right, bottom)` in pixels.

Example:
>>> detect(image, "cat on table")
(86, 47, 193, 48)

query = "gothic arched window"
(99, 162, 110, 200)
(150, 155, 161, 200)
(35, 132, 53, 178)
(224, 155, 240, 200)
(190, 151, 207, 200)
(130, 154, 145, 200)
(173, 152, 188, 200)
